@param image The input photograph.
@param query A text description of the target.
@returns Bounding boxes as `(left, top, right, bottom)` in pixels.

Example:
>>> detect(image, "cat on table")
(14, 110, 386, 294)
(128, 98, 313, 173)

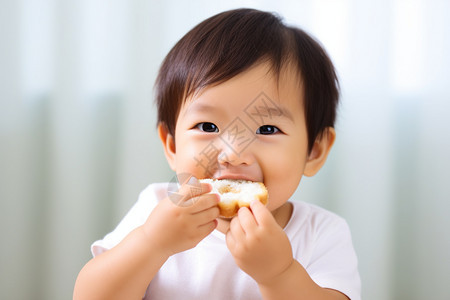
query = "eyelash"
(194, 122, 281, 135)
(256, 125, 280, 135)
(195, 122, 219, 133)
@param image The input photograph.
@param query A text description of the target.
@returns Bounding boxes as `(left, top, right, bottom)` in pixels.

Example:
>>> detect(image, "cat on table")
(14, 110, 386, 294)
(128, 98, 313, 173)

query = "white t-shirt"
(92, 183, 361, 300)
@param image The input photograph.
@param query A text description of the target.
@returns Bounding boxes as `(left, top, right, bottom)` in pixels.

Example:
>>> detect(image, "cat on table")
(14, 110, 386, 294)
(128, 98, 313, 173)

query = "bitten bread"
(200, 179, 268, 218)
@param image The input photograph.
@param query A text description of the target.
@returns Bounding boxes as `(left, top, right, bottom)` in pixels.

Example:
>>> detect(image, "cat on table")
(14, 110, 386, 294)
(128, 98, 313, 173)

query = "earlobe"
(304, 127, 336, 177)
(158, 124, 177, 171)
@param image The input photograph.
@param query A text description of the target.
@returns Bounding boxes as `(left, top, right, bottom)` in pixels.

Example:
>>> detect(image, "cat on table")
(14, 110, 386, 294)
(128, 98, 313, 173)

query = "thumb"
(250, 200, 274, 226)
(169, 176, 210, 206)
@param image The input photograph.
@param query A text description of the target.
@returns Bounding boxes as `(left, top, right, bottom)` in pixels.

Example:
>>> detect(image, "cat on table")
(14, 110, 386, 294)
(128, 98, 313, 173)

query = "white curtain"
(1, 0, 449, 299)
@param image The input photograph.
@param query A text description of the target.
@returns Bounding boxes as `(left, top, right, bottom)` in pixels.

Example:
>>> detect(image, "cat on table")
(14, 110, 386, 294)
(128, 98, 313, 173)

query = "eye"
(195, 122, 219, 133)
(256, 125, 280, 135)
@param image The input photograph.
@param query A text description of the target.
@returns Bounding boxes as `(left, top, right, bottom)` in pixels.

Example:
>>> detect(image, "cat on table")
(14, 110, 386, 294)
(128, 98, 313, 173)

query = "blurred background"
(1, 0, 449, 299)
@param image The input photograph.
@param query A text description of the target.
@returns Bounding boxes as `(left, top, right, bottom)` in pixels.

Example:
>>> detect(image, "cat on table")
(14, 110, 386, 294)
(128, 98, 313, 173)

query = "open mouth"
(215, 174, 258, 182)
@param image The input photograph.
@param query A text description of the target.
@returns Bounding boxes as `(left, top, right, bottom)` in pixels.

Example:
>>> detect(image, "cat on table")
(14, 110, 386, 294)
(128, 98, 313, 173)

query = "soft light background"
(1, 0, 449, 299)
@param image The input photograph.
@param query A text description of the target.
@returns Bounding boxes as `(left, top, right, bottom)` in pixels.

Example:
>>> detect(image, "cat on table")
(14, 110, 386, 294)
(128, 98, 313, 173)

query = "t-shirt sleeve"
(307, 215, 361, 300)
(90, 184, 160, 257)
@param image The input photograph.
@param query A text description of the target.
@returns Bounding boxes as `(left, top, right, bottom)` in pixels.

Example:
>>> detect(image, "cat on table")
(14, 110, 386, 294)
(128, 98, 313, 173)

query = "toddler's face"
(165, 62, 312, 212)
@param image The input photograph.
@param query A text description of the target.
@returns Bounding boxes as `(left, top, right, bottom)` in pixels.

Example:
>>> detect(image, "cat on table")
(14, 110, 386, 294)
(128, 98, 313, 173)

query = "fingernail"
(187, 175, 199, 185)
(214, 193, 221, 202)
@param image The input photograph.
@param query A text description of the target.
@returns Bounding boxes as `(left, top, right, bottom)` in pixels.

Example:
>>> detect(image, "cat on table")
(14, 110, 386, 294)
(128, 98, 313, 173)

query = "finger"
(190, 193, 220, 213)
(170, 176, 211, 206)
(250, 200, 274, 226)
(180, 176, 211, 198)
(237, 206, 257, 234)
(197, 219, 218, 237)
(225, 228, 236, 251)
(194, 205, 220, 225)
(229, 215, 245, 241)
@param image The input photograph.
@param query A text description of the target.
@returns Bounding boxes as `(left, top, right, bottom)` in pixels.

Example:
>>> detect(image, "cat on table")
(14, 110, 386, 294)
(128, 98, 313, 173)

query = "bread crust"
(200, 179, 268, 218)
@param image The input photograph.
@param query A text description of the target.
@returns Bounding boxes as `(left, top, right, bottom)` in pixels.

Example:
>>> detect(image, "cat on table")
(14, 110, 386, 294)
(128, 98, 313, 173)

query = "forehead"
(181, 61, 304, 119)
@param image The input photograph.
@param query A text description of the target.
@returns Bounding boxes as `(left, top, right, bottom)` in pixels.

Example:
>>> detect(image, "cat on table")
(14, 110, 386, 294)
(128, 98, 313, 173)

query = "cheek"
(261, 143, 306, 208)
(174, 137, 218, 177)
(261, 139, 306, 177)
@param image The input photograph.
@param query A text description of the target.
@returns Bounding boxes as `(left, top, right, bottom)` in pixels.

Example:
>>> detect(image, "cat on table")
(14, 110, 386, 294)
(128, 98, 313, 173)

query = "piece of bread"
(200, 179, 268, 218)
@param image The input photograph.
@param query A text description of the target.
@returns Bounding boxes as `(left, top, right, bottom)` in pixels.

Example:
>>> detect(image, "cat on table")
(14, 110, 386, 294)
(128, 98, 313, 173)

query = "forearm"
(258, 260, 349, 300)
(73, 226, 168, 300)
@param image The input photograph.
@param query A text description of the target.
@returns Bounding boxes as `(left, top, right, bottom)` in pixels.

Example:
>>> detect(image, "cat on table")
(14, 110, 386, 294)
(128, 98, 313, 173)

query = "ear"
(304, 127, 336, 177)
(158, 123, 177, 171)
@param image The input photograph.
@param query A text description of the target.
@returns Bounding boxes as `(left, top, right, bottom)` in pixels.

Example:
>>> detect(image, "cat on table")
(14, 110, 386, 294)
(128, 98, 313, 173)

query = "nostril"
(218, 150, 238, 165)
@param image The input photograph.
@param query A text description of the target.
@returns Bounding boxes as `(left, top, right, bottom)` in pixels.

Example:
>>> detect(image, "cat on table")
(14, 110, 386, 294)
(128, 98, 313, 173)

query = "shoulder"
(287, 201, 361, 300)
(286, 201, 355, 264)
(139, 182, 176, 201)
(91, 182, 173, 256)
(288, 201, 349, 234)
(122, 182, 172, 222)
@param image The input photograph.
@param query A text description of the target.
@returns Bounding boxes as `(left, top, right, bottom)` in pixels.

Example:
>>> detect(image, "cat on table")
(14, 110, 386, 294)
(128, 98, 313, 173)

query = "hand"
(142, 177, 220, 256)
(226, 200, 294, 284)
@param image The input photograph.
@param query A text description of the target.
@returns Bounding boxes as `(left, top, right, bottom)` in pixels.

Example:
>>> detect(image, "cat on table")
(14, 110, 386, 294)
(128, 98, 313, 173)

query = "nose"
(217, 138, 256, 167)
(216, 116, 257, 166)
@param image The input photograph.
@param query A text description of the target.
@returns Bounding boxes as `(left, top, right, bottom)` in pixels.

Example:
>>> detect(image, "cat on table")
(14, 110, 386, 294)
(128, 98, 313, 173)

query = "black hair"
(155, 8, 339, 153)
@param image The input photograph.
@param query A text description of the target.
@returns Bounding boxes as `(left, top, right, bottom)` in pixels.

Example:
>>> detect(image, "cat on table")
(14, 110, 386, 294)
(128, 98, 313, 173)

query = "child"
(74, 8, 361, 300)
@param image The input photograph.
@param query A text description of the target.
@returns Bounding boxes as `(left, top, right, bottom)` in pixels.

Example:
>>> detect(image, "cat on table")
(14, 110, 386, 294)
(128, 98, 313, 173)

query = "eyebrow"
(184, 100, 295, 122)
(183, 102, 219, 117)
(246, 104, 294, 122)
